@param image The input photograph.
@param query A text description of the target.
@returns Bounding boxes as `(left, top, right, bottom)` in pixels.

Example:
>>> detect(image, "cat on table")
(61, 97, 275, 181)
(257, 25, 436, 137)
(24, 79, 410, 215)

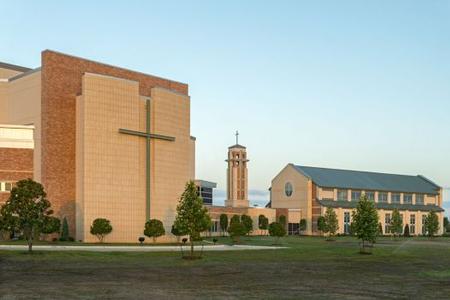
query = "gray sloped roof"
(293, 165, 440, 195)
(318, 199, 444, 212)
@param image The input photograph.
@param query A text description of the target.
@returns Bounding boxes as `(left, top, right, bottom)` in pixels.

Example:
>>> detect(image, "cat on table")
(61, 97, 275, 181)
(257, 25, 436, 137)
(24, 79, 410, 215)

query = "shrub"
(144, 219, 165, 243)
(269, 222, 286, 244)
(41, 216, 61, 235)
(403, 224, 410, 237)
(219, 214, 228, 236)
(171, 224, 183, 242)
(138, 236, 145, 244)
(241, 215, 253, 235)
(299, 219, 307, 234)
(90, 218, 113, 243)
(258, 214, 269, 235)
(60, 217, 69, 241)
(228, 219, 246, 243)
(317, 216, 326, 233)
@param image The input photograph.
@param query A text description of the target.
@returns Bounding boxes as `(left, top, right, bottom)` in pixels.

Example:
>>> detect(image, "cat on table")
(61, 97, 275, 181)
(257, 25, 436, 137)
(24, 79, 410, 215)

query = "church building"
(0, 51, 195, 242)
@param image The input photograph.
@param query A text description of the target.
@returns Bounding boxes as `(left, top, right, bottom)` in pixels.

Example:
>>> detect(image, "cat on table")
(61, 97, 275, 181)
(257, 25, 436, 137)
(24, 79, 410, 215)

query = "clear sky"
(1, 1, 449, 214)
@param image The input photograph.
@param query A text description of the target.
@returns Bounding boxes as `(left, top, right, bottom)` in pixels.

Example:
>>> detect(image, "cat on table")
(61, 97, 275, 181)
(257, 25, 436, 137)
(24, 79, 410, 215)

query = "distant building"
(194, 180, 217, 205)
(270, 164, 445, 236)
(205, 133, 279, 235)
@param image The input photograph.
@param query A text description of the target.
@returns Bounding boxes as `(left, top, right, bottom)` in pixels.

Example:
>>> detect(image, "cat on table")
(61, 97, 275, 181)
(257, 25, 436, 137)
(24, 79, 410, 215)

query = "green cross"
(118, 99, 175, 221)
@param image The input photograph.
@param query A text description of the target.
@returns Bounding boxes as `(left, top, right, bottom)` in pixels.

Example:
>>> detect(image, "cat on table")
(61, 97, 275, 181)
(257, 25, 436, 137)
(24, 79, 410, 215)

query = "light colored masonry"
(0, 53, 195, 243)
(271, 164, 445, 236)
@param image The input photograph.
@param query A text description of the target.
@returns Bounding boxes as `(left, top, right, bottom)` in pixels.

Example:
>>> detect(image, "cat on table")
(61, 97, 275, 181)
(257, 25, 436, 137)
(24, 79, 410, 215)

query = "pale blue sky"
(1, 1, 449, 213)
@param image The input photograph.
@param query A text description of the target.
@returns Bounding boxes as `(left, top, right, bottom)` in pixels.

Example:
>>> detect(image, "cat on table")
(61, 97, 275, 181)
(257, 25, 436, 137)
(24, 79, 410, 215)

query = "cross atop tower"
(235, 130, 239, 145)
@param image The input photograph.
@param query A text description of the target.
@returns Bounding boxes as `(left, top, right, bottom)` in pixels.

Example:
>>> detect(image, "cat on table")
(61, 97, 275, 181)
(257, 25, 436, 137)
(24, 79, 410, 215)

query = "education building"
(270, 164, 445, 235)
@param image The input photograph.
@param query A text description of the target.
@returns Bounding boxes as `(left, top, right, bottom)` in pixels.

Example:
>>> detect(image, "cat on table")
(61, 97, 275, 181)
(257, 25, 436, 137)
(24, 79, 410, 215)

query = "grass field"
(1, 236, 449, 299)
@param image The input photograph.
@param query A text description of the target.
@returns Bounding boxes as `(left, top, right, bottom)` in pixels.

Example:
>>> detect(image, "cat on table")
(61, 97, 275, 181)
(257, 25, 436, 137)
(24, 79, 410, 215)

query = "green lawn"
(1, 236, 449, 299)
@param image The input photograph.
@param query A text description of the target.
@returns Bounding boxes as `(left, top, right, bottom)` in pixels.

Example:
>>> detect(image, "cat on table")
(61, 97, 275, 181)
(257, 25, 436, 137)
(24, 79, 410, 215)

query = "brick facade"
(41, 50, 189, 236)
(0, 148, 33, 204)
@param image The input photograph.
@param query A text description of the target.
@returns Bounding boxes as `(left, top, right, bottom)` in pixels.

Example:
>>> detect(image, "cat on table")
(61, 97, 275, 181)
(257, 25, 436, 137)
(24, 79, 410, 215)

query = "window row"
(336, 189, 425, 204)
(0, 181, 15, 192)
(344, 212, 425, 235)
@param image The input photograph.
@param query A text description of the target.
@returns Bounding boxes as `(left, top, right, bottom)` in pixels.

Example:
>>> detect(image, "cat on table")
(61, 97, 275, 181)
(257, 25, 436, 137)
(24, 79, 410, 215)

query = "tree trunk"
(27, 227, 34, 253)
(190, 239, 194, 258)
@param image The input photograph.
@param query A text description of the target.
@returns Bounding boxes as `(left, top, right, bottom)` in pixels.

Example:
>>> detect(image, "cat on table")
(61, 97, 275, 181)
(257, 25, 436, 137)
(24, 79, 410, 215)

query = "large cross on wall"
(118, 98, 175, 221)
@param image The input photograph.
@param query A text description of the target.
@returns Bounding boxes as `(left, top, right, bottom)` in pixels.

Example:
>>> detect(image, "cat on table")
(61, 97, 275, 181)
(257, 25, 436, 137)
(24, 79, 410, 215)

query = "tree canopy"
(0, 179, 54, 252)
(144, 219, 165, 243)
(351, 195, 379, 253)
(173, 181, 211, 258)
(324, 207, 339, 240)
(424, 211, 439, 237)
(390, 209, 403, 237)
(268, 222, 286, 244)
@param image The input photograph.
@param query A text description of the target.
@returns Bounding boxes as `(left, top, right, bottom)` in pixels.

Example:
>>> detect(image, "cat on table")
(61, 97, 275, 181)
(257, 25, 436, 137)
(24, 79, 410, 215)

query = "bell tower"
(225, 131, 249, 208)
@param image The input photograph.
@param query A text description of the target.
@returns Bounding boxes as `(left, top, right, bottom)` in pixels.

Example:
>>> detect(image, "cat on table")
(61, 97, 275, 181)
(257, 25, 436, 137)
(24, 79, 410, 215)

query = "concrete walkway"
(0, 244, 286, 252)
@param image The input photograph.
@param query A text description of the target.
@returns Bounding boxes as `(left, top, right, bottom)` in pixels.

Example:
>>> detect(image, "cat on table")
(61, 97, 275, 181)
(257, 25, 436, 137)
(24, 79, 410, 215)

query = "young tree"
(351, 196, 379, 253)
(390, 209, 403, 238)
(90, 218, 113, 243)
(269, 222, 286, 244)
(144, 219, 165, 243)
(424, 211, 439, 237)
(171, 224, 183, 242)
(173, 181, 211, 258)
(403, 224, 410, 237)
(241, 214, 253, 236)
(317, 216, 327, 235)
(299, 219, 307, 235)
(258, 214, 269, 235)
(0, 179, 54, 252)
(60, 217, 69, 241)
(230, 215, 241, 226)
(219, 214, 228, 236)
(324, 207, 339, 240)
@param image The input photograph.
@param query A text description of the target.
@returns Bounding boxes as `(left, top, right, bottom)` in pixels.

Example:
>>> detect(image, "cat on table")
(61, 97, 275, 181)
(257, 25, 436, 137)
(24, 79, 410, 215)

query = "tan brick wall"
(41, 51, 188, 237)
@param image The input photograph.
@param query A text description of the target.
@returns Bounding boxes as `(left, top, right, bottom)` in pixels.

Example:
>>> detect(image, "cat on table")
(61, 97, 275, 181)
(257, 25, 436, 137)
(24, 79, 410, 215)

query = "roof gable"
(293, 165, 440, 195)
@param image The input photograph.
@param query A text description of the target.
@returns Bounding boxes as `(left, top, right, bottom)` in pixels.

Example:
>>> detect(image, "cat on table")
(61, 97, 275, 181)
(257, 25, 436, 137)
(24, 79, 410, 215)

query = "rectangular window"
(391, 193, 401, 204)
(337, 189, 348, 201)
(378, 192, 388, 203)
(0, 182, 4, 192)
(209, 221, 219, 233)
(288, 223, 300, 235)
(351, 190, 361, 201)
(384, 213, 391, 234)
(415, 194, 424, 205)
(4, 182, 13, 192)
(403, 194, 412, 204)
(344, 212, 351, 234)
(365, 191, 375, 201)
(410, 215, 415, 235)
